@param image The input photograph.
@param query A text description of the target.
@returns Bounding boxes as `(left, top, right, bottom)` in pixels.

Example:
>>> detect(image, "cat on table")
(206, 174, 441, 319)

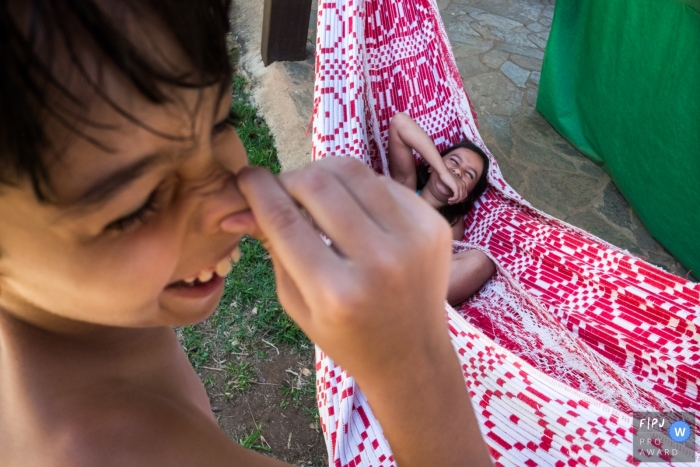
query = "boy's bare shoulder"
(45, 387, 286, 467)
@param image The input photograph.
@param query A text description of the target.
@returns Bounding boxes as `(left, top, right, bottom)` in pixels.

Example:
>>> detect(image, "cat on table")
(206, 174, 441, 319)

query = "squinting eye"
(105, 189, 161, 232)
(213, 109, 236, 134)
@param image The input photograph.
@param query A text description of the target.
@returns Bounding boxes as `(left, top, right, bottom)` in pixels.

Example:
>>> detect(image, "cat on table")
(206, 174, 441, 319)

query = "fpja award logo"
(633, 412, 696, 463)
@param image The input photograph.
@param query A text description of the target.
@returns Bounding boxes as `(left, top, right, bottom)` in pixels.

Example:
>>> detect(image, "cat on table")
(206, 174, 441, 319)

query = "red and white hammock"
(309, 0, 700, 465)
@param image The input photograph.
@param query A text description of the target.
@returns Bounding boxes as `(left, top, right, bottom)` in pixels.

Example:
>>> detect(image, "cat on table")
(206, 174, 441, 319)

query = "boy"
(0, 1, 492, 465)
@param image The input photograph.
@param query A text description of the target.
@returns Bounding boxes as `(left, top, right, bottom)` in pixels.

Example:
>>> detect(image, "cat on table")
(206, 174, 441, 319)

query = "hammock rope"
(311, 0, 699, 465)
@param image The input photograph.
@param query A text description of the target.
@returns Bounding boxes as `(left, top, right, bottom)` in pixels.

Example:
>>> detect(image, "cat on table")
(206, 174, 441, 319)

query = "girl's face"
(427, 147, 484, 204)
(0, 63, 252, 330)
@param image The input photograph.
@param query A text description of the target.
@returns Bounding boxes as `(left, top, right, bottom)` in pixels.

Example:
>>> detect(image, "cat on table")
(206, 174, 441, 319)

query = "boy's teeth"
(179, 246, 241, 285)
(230, 247, 241, 263)
(215, 257, 233, 277)
(198, 270, 214, 283)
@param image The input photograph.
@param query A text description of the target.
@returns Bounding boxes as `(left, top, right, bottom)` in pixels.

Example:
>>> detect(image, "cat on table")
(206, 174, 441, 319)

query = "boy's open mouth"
(165, 247, 241, 294)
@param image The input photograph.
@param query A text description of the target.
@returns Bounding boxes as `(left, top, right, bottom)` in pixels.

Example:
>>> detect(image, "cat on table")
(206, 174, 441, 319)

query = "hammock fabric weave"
(309, 0, 700, 465)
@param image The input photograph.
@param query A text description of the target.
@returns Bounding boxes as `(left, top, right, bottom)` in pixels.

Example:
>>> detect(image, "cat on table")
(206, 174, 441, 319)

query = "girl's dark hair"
(0, 0, 233, 200)
(416, 140, 490, 226)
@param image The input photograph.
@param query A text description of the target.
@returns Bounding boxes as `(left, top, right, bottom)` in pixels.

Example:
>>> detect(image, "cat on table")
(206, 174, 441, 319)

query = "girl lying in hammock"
(388, 113, 496, 305)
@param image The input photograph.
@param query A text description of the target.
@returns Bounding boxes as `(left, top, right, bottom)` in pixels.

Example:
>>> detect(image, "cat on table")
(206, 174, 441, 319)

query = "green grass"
(202, 375, 215, 388)
(230, 75, 280, 173)
(177, 74, 309, 371)
(239, 424, 270, 452)
(225, 361, 256, 393)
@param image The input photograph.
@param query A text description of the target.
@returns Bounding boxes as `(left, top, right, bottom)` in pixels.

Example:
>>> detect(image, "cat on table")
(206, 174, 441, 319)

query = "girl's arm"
(448, 250, 496, 306)
(388, 113, 466, 203)
(387, 113, 420, 190)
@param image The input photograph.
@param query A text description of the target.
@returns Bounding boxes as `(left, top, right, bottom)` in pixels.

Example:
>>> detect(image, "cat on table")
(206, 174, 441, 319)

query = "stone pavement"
(232, 0, 691, 279)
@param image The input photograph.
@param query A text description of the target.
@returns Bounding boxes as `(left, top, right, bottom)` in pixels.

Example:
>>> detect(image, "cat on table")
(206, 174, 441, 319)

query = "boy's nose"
(193, 173, 251, 236)
(183, 131, 250, 236)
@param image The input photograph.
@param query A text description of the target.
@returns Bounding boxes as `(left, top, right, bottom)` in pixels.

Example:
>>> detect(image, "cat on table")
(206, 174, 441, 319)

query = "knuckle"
(318, 279, 366, 325)
(351, 248, 403, 288)
(277, 168, 302, 187)
(371, 249, 403, 275)
(336, 156, 371, 175)
(264, 202, 305, 235)
(296, 167, 334, 197)
(416, 212, 451, 245)
(345, 157, 371, 173)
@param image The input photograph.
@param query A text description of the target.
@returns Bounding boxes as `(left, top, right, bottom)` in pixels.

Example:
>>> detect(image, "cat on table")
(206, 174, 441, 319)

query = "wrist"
(359, 330, 461, 401)
(358, 336, 492, 467)
(434, 160, 450, 176)
(433, 167, 451, 184)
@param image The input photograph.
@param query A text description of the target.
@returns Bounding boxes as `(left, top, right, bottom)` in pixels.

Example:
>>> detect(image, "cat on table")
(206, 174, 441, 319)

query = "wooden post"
(261, 0, 313, 66)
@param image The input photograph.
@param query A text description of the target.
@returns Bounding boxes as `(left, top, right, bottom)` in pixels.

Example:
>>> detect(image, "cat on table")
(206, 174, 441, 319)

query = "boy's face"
(0, 67, 251, 330)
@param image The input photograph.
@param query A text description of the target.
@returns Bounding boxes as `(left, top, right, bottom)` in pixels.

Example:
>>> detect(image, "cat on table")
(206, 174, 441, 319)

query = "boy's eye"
(105, 189, 161, 232)
(213, 109, 235, 134)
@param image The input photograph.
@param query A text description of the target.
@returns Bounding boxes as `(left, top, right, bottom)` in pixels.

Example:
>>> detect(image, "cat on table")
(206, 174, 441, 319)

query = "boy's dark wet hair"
(0, 0, 233, 200)
(416, 140, 490, 227)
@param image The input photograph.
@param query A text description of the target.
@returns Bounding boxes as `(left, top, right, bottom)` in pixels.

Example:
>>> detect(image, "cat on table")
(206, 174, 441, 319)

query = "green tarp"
(537, 0, 700, 277)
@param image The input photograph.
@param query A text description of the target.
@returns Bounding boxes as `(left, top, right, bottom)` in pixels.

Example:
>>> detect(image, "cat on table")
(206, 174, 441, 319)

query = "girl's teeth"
(184, 277, 196, 285)
(215, 257, 233, 277)
(197, 270, 214, 283)
(230, 247, 241, 263)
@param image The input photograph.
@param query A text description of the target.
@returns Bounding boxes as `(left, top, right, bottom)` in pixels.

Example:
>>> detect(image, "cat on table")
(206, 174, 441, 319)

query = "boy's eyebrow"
(69, 152, 172, 210)
(64, 89, 232, 212)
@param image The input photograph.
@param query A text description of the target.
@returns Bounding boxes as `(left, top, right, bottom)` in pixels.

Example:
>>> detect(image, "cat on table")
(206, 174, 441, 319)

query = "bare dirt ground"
(201, 344, 327, 465)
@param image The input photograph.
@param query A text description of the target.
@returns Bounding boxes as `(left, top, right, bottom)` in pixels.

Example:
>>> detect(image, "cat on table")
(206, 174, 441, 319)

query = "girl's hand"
(438, 169, 468, 204)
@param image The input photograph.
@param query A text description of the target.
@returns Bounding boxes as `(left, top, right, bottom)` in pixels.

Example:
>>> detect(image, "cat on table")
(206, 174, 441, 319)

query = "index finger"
(236, 166, 340, 305)
(447, 179, 459, 204)
(306, 158, 441, 235)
